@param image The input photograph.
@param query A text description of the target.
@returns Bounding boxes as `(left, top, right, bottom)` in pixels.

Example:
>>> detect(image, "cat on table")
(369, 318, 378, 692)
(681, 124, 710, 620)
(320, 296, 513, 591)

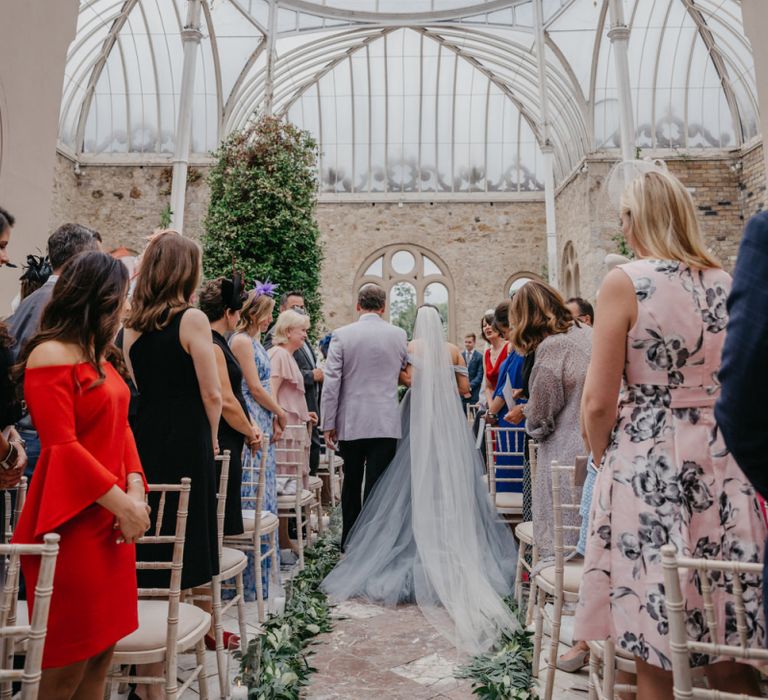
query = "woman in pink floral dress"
(575, 166, 766, 698)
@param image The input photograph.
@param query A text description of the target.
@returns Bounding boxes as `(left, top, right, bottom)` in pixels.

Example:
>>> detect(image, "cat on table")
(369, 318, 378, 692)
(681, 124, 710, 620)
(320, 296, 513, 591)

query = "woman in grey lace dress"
(507, 281, 592, 559)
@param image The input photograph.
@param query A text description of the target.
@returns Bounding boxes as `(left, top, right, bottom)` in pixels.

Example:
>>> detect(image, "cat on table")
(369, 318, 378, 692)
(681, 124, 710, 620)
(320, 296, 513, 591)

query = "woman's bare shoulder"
(27, 340, 85, 368)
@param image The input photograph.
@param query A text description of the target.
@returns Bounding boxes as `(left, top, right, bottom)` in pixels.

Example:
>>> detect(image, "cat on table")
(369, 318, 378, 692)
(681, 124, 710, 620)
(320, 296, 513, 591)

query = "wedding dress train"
(322, 306, 519, 654)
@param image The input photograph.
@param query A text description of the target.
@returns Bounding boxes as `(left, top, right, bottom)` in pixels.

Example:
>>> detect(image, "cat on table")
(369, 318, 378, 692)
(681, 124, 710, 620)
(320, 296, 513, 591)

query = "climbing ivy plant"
(203, 116, 324, 325)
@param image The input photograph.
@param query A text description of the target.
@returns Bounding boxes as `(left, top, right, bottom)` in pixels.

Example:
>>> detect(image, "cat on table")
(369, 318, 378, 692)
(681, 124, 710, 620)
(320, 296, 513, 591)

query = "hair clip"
(253, 280, 278, 299)
(222, 270, 247, 311)
(20, 254, 53, 284)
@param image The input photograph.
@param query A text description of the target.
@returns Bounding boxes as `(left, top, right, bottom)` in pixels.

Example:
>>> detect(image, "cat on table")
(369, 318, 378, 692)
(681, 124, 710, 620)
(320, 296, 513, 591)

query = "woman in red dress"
(13, 251, 150, 700)
(481, 309, 509, 404)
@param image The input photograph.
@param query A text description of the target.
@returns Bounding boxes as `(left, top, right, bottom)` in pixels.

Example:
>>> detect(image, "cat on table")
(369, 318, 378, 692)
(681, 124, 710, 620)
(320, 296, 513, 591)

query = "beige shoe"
(556, 648, 589, 673)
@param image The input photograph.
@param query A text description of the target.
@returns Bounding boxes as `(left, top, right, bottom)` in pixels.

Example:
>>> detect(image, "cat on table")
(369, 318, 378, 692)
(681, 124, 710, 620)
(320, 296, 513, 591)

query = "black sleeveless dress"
(212, 330, 246, 536)
(130, 309, 219, 589)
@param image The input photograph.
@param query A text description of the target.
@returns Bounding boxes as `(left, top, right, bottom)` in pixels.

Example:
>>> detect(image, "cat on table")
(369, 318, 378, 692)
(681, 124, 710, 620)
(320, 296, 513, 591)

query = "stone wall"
(741, 140, 767, 220)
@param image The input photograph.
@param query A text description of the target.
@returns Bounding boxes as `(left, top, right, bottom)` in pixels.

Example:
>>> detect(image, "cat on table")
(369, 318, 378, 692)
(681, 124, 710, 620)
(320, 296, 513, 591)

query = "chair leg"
(255, 534, 265, 623)
(526, 575, 538, 627)
(295, 506, 305, 569)
(315, 495, 325, 535)
(532, 586, 546, 679)
(270, 531, 279, 588)
(588, 644, 599, 700)
(544, 591, 565, 700)
(195, 637, 210, 700)
(211, 577, 228, 699)
(602, 639, 616, 700)
(514, 541, 526, 606)
(235, 572, 249, 651)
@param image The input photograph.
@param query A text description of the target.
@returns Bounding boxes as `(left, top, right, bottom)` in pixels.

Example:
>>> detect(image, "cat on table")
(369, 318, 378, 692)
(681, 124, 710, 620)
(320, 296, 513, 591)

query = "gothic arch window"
(355, 244, 455, 341)
(561, 242, 580, 299)
(504, 271, 544, 298)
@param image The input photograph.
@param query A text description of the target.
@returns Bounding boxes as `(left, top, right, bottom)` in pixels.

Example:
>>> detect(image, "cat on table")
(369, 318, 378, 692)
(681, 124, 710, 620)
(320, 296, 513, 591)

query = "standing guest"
(461, 333, 483, 410)
(199, 276, 262, 537)
(230, 284, 285, 600)
(575, 168, 765, 698)
(507, 281, 591, 559)
(122, 230, 221, 591)
(565, 297, 594, 326)
(8, 223, 100, 476)
(716, 211, 768, 629)
(482, 310, 509, 405)
(321, 284, 408, 548)
(265, 291, 324, 475)
(269, 310, 317, 552)
(12, 252, 150, 699)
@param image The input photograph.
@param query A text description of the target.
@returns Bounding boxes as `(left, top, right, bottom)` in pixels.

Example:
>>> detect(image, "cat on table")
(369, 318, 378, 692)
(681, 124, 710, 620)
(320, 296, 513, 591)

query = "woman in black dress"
(122, 231, 222, 591)
(199, 276, 262, 536)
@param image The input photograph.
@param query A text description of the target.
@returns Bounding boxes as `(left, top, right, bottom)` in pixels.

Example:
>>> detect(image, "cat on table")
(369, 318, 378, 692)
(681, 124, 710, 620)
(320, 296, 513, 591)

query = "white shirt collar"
(359, 312, 382, 320)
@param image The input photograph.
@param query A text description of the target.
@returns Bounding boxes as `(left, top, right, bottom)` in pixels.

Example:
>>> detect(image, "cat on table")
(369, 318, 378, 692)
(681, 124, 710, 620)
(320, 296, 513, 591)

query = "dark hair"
(465, 332, 477, 341)
(358, 284, 386, 311)
(566, 297, 594, 324)
(17, 252, 129, 389)
(280, 290, 305, 309)
(199, 278, 227, 322)
(480, 312, 495, 339)
(508, 280, 573, 354)
(493, 301, 511, 333)
(0, 206, 15, 233)
(47, 223, 100, 270)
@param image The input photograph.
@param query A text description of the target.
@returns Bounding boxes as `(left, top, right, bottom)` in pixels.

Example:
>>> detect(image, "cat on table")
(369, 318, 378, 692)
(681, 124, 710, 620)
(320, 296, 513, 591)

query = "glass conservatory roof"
(59, 0, 759, 193)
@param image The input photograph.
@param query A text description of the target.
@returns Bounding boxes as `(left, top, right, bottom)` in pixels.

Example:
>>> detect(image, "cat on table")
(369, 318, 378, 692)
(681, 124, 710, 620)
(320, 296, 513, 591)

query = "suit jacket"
(7, 277, 57, 360)
(716, 211, 768, 500)
(320, 314, 408, 441)
(462, 349, 483, 403)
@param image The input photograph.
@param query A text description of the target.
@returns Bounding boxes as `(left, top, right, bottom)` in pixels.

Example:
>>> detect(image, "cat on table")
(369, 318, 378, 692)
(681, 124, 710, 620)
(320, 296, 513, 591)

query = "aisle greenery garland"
(236, 518, 341, 699)
(454, 598, 536, 699)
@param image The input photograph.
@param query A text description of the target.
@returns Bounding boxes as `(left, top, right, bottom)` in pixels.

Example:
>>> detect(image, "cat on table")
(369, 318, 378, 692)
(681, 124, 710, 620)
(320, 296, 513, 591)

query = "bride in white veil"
(322, 305, 519, 653)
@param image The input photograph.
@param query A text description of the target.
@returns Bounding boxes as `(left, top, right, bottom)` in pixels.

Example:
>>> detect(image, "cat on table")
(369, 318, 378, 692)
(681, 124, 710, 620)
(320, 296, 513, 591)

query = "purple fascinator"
(253, 280, 278, 299)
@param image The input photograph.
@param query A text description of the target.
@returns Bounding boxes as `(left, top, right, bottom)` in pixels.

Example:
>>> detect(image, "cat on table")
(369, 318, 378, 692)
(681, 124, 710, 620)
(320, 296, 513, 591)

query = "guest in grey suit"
(7, 223, 100, 475)
(321, 284, 408, 547)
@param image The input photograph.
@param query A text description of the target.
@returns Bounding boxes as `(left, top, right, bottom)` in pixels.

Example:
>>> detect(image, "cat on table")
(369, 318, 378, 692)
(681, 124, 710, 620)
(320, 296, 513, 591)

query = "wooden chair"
(532, 461, 585, 700)
(224, 447, 279, 623)
(107, 479, 210, 700)
(661, 543, 768, 700)
(307, 473, 325, 537)
(2, 477, 26, 544)
(513, 441, 537, 625)
(275, 424, 313, 569)
(465, 402, 481, 423)
(0, 533, 59, 700)
(484, 426, 526, 524)
(587, 639, 637, 700)
(315, 449, 342, 507)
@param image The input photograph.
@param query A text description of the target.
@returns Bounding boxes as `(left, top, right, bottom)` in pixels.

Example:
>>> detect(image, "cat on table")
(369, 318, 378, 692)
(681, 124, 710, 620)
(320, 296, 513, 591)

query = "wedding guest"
(230, 283, 285, 599)
(12, 251, 150, 699)
(575, 168, 765, 698)
(482, 310, 508, 405)
(565, 297, 594, 326)
(461, 333, 483, 410)
(269, 310, 317, 551)
(199, 276, 261, 537)
(507, 280, 591, 559)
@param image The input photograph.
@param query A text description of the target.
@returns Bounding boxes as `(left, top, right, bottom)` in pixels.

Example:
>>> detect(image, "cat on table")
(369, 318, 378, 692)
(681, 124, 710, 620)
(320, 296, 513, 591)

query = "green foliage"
(203, 116, 324, 327)
(159, 204, 173, 229)
(612, 232, 635, 259)
(455, 598, 536, 699)
(237, 513, 341, 699)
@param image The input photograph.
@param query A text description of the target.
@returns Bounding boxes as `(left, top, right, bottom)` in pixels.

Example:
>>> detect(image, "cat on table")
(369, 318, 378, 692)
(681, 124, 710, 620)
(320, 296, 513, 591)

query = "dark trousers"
(339, 437, 397, 548)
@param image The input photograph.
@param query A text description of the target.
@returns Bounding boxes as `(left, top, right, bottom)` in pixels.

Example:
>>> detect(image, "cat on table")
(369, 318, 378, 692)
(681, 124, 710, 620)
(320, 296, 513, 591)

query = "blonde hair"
(508, 280, 573, 354)
(237, 291, 275, 333)
(272, 309, 310, 346)
(126, 230, 202, 332)
(621, 170, 720, 269)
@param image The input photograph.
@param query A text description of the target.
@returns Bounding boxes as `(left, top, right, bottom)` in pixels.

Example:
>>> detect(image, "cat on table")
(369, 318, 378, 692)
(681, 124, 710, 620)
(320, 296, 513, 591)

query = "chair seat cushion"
(240, 511, 278, 533)
(308, 476, 323, 490)
(515, 521, 534, 543)
(495, 491, 523, 511)
(536, 562, 584, 593)
(220, 547, 247, 577)
(116, 601, 209, 654)
(277, 490, 314, 507)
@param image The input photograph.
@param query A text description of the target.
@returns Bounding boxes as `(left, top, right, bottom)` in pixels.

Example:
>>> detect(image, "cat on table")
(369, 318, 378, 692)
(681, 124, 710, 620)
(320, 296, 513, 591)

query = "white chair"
(307, 473, 325, 537)
(661, 543, 768, 700)
(484, 425, 526, 524)
(107, 478, 210, 700)
(514, 441, 537, 625)
(315, 449, 342, 507)
(532, 461, 585, 700)
(0, 533, 59, 700)
(275, 424, 314, 569)
(586, 639, 637, 700)
(224, 447, 279, 623)
(2, 477, 26, 544)
(466, 402, 481, 423)
(210, 451, 249, 699)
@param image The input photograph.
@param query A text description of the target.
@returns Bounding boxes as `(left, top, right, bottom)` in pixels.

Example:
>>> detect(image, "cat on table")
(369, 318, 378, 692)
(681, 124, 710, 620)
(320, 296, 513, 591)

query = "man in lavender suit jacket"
(321, 284, 408, 547)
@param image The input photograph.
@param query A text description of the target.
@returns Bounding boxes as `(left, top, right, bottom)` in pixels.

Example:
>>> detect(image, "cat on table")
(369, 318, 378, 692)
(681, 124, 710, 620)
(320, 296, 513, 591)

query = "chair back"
(466, 403, 480, 423)
(214, 451, 231, 559)
(2, 478, 27, 545)
(274, 424, 309, 506)
(550, 462, 584, 572)
(0, 533, 59, 700)
(241, 447, 268, 535)
(484, 426, 526, 498)
(661, 544, 768, 699)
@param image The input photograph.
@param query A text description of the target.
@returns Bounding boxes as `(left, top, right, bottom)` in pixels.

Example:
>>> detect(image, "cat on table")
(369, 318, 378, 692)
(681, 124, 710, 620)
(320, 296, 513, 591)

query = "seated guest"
(576, 167, 765, 697)
(12, 252, 150, 700)
(507, 281, 592, 560)
(565, 296, 594, 326)
(199, 276, 262, 537)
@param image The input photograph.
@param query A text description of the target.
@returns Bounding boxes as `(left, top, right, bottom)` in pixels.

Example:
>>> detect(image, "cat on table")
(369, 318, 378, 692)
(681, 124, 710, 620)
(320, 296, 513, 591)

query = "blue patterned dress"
(232, 332, 279, 601)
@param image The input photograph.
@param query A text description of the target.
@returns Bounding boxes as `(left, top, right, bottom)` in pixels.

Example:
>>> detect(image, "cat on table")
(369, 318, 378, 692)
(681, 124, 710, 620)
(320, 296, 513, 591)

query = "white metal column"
(169, 0, 203, 233)
(263, 0, 278, 116)
(608, 0, 635, 162)
(533, 0, 559, 289)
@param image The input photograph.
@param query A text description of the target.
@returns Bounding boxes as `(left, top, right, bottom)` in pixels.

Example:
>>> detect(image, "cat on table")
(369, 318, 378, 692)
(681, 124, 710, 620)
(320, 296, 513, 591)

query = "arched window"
(561, 242, 580, 298)
(355, 244, 455, 340)
(504, 271, 544, 298)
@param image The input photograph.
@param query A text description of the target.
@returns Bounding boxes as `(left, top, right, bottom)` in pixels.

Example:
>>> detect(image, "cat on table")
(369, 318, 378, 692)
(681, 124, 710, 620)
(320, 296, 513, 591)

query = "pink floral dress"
(574, 259, 766, 670)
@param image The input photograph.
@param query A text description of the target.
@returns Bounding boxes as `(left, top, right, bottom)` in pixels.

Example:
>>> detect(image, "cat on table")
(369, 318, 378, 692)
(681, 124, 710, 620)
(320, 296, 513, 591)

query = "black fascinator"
(221, 270, 247, 311)
(20, 254, 53, 286)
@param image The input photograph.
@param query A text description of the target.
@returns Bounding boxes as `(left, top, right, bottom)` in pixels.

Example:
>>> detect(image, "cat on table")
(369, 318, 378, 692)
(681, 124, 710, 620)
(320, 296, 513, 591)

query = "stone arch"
(504, 270, 544, 298)
(560, 241, 580, 298)
(355, 243, 456, 341)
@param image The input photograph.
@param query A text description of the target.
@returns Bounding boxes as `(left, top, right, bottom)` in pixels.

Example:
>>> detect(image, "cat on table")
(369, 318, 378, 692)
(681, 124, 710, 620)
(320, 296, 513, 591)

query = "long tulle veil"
(409, 306, 519, 652)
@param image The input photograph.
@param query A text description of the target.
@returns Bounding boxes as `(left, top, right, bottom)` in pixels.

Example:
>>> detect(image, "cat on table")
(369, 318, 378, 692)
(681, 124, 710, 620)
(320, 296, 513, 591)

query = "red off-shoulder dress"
(12, 362, 147, 669)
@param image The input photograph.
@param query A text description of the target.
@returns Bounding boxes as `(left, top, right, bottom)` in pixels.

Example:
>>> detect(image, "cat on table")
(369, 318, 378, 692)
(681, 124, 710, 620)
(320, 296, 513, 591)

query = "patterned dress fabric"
(234, 333, 278, 601)
(575, 259, 766, 669)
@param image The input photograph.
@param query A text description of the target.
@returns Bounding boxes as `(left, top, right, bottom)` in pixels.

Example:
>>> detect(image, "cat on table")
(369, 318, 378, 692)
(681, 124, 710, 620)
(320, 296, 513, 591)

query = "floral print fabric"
(574, 260, 766, 670)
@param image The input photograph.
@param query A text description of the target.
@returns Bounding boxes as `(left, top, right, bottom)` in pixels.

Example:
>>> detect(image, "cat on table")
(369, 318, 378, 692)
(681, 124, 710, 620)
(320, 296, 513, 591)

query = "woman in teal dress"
(230, 283, 286, 600)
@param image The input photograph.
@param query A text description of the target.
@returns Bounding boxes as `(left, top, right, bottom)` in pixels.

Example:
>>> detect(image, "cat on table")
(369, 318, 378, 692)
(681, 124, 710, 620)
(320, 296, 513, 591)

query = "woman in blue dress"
(230, 283, 286, 600)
